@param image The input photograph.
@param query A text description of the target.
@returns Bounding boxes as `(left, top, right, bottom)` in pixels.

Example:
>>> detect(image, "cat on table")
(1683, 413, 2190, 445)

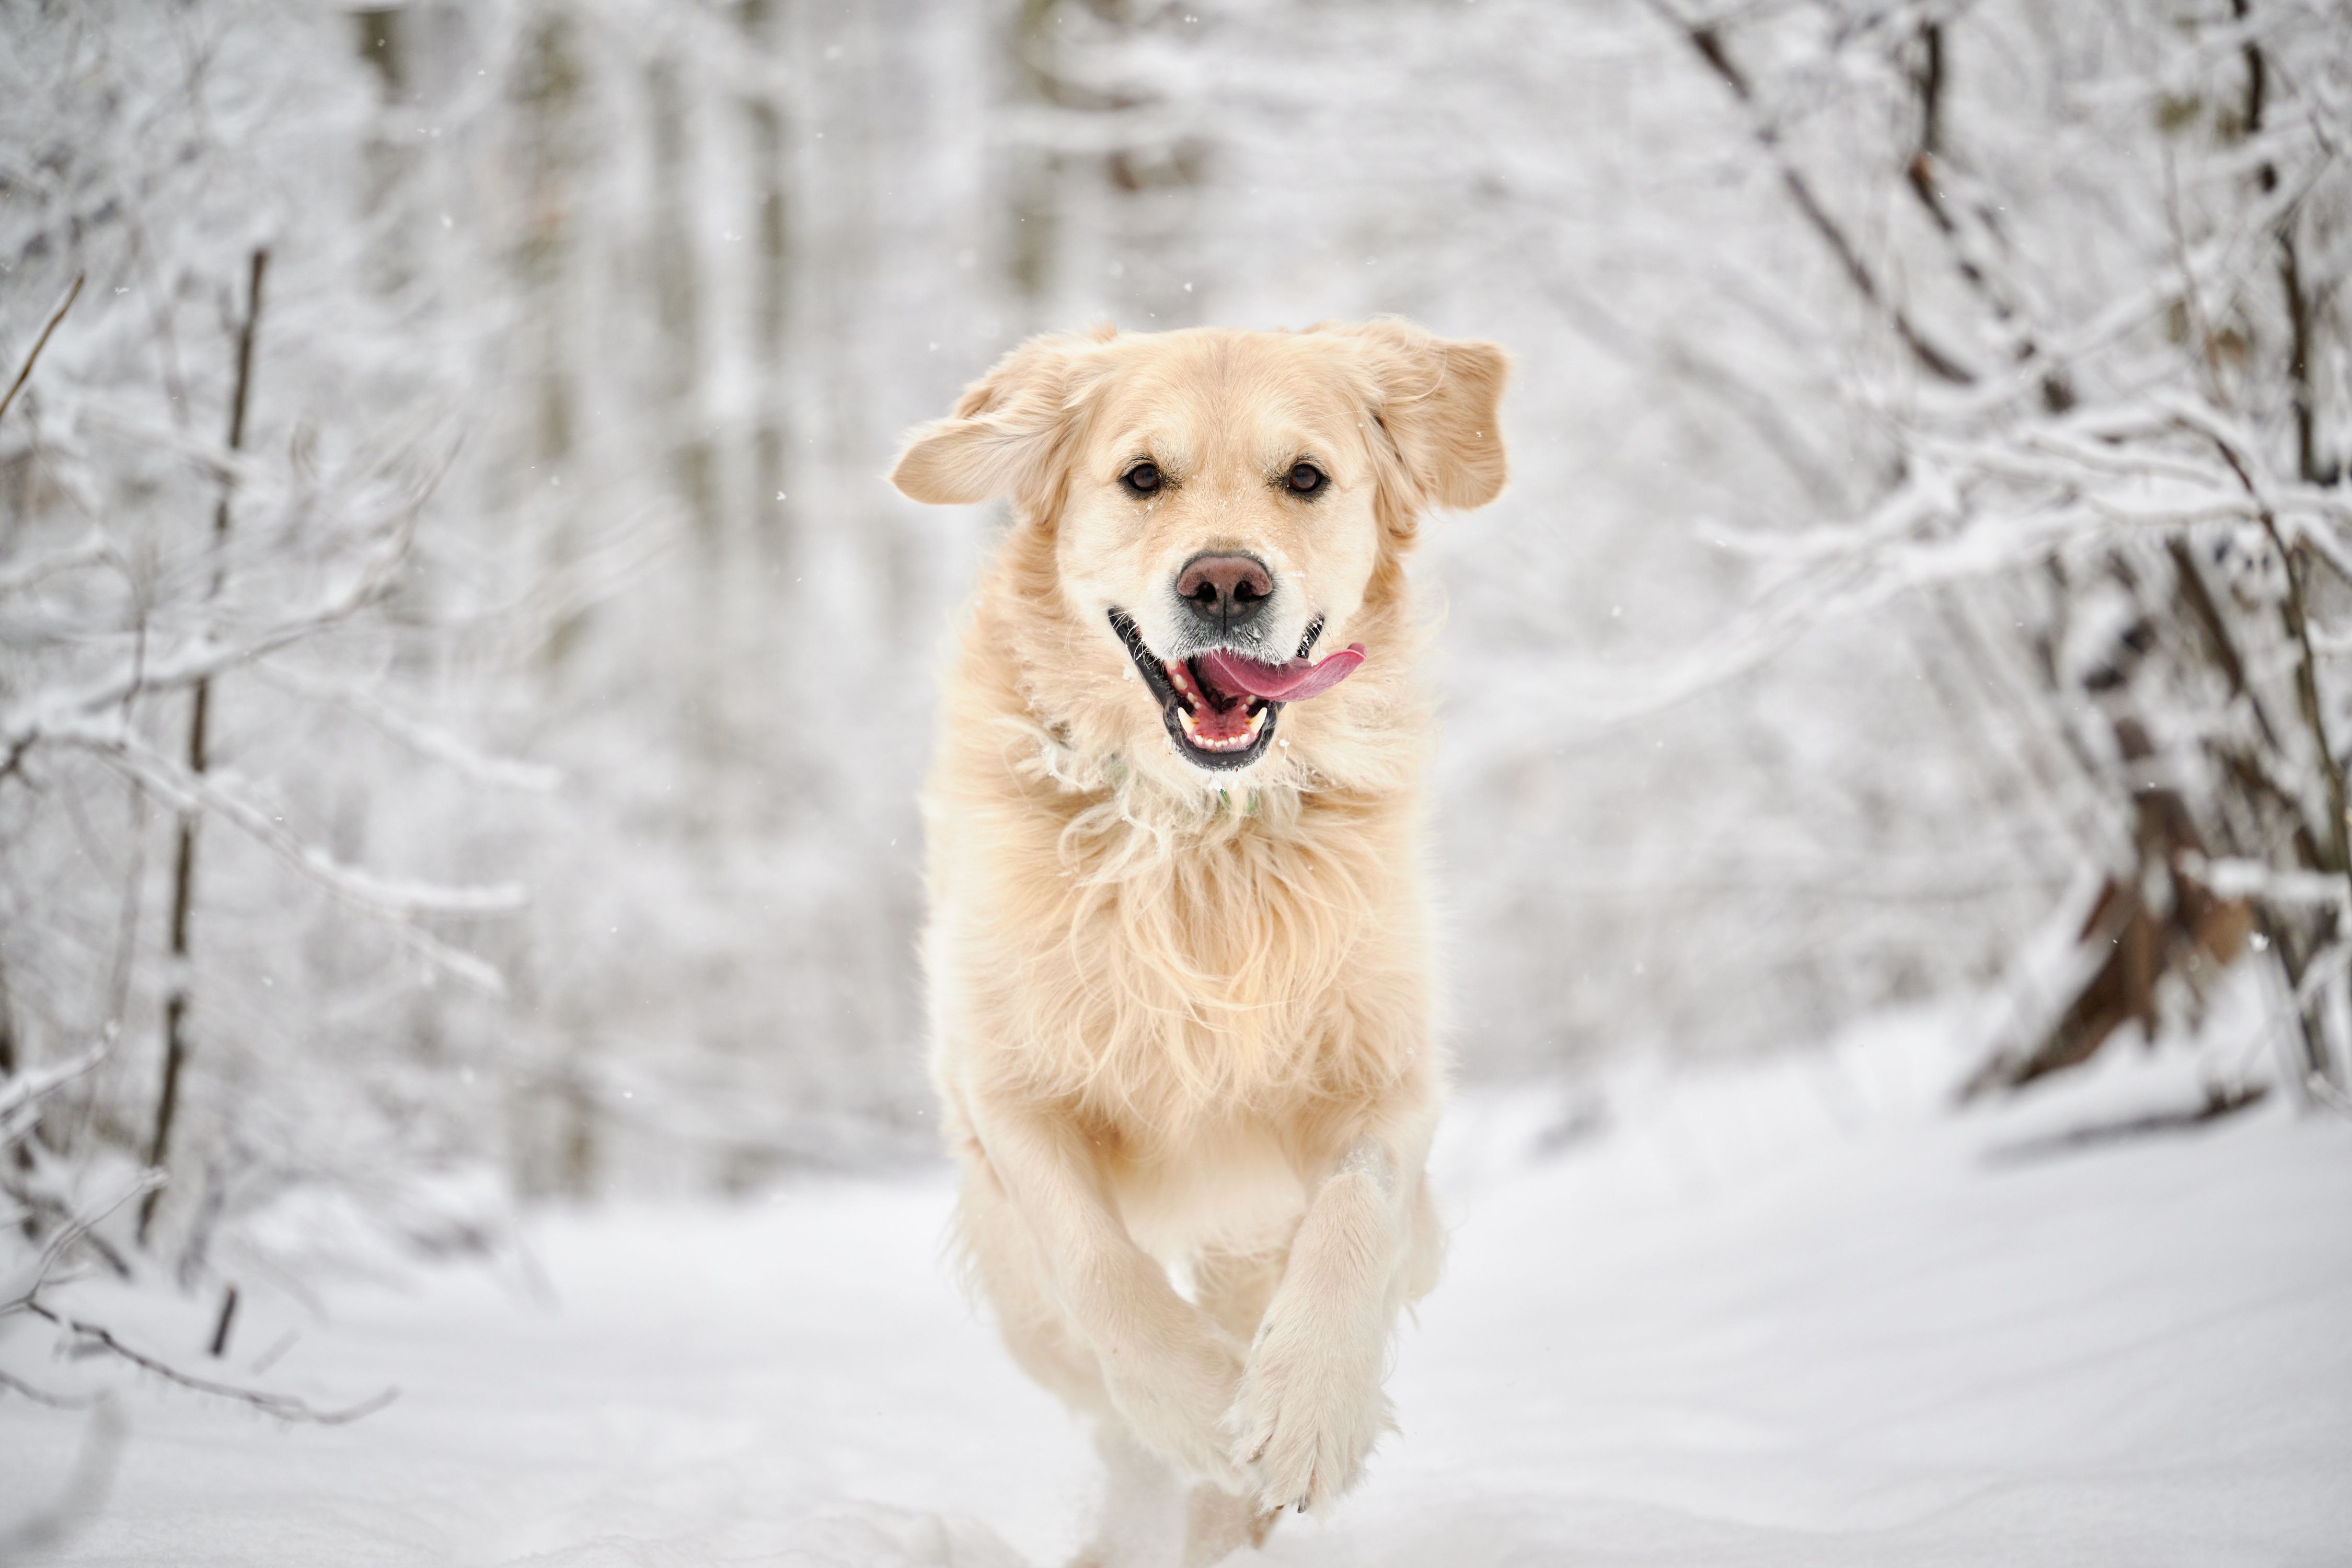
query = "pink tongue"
(1197, 644, 1367, 703)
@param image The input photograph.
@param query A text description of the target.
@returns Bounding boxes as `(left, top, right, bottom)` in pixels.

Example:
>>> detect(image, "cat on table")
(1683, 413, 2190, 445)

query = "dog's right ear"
(889, 335, 1094, 509)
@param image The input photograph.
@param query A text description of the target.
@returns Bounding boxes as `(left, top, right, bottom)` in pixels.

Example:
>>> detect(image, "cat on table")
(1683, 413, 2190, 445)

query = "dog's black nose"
(1176, 554, 1273, 633)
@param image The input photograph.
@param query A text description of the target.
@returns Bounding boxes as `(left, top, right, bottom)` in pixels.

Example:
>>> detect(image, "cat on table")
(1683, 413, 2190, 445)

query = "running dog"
(890, 318, 1507, 1566)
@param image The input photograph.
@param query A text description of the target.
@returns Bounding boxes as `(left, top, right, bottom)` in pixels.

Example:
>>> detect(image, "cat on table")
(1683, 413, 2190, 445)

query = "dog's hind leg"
(962, 1101, 1247, 1490)
(1170, 1250, 1286, 1566)
(963, 1157, 1195, 1567)
(1181, 1482, 1278, 1568)
(955, 1153, 1112, 1416)
(1067, 1420, 1184, 1568)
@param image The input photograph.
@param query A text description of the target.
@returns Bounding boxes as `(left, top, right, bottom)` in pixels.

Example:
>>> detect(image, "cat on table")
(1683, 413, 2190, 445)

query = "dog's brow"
(1114, 426, 1193, 476)
(1255, 424, 1335, 475)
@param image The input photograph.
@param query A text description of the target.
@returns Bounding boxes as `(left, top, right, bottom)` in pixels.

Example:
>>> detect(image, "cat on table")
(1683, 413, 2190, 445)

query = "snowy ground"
(8, 1013, 2351, 1566)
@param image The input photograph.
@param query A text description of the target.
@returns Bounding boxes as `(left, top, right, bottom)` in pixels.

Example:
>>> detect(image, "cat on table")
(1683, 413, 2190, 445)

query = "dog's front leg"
(1229, 1134, 1416, 1516)
(972, 1099, 1249, 1492)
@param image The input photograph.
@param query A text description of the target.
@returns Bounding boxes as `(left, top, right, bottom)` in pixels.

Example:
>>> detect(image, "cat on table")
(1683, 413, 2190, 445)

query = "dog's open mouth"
(1107, 609, 1367, 771)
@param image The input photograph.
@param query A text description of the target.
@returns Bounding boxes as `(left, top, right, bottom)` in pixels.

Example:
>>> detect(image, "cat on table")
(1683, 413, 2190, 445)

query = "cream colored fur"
(890, 320, 1507, 1567)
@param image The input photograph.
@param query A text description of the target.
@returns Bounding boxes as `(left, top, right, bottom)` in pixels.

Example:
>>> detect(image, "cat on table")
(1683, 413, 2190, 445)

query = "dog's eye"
(1285, 462, 1327, 497)
(1122, 462, 1163, 497)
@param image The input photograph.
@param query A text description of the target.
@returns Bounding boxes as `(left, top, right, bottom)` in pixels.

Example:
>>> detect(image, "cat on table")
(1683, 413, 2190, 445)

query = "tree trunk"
(743, 0, 795, 570)
(140, 249, 266, 1246)
(648, 56, 718, 553)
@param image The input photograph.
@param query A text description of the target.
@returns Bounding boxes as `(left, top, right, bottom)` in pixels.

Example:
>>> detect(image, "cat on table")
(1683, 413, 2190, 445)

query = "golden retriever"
(889, 318, 1507, 1566)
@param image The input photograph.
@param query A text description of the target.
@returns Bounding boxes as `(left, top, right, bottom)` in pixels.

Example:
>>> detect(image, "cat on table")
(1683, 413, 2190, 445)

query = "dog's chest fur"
(929, 771, 1432, 1149)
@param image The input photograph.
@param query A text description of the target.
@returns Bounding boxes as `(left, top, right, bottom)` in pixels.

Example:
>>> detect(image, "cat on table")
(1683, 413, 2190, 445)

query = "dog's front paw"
(1102, 1323, 1249, 1492)
(1227, 1315, 1391, 1517)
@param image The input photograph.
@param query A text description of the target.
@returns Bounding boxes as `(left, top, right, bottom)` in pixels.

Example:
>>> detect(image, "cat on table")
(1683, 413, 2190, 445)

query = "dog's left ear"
(889, 333, 1096, 510)
(1320, 318, 1509, 512)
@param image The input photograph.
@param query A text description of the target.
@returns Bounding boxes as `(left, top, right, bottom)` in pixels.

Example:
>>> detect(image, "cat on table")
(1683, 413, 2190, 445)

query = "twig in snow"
(0, 1368, 108, 1411)
(2306, 1071, 2352, 1121)
(1981, 1081, 2272, 1163)
(17, 1300, 397, 1424)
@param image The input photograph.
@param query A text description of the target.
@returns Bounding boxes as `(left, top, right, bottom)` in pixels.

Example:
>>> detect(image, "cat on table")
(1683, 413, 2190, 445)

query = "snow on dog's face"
(891, 322, 1506, 782)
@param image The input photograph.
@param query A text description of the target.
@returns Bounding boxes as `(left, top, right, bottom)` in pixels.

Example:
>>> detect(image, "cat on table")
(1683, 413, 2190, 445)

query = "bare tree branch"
(18, 1301, 398, 1424)
(0, 272, 84, 425)
(1645, 0, 1977, 385)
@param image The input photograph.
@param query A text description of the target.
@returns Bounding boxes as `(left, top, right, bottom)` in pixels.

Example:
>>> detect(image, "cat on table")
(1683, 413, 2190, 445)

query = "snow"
(8, 1016, 2350, 1566)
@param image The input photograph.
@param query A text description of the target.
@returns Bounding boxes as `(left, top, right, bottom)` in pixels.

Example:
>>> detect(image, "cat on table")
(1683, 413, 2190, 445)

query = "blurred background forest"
(3, 0, 2347, 1408)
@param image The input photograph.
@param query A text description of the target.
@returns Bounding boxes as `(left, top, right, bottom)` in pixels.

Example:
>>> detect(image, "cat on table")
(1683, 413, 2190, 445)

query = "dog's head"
(891, 320, 1507, 786)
